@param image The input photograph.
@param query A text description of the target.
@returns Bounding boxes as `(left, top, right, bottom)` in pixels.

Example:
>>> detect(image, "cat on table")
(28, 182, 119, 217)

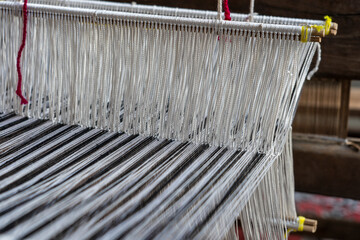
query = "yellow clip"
(285, 216, 307, 238)
(311, 24, 324, 33)
(324, 15, 332, 35)
(301, 26, 311, 42)
(297, 216, 305, 231)
(302, 16, 332, 42)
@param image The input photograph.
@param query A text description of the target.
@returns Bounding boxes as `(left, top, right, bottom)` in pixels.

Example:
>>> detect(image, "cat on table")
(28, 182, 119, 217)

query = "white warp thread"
(217, 0, 222, 20)
(0, 8, 317, 152)
(307, 42, 321, 80)
(249, 0, 255, 22)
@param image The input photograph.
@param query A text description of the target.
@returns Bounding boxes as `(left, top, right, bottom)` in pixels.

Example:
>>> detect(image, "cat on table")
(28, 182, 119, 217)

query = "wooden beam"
(293, 134, 360, 200)
(114, 0, 360, 79)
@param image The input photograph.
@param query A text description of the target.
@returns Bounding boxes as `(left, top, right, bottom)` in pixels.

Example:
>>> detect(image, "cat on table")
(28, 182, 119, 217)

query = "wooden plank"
(338, 79, 351, 138)
(292, 78, 350, 138)
(293, 134, 360, 200)
(293, 78, 343, 137)
(114, 0, 360, 79)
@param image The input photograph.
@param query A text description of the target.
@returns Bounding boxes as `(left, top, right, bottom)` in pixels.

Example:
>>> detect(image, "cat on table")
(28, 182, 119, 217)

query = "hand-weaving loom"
(0, 0, 336, 239)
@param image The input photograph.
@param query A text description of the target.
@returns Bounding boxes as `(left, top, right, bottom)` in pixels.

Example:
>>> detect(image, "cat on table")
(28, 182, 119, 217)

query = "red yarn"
(223, 0, 231, 21)
(16, 0, 28, 105)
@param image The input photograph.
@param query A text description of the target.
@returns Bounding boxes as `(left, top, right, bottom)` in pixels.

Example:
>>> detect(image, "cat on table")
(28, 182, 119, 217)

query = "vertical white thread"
(217, 0, 222, 20)
(0, 8, 317, 150)
(306, 42, 321, 80)
(249, 0, 255, 21)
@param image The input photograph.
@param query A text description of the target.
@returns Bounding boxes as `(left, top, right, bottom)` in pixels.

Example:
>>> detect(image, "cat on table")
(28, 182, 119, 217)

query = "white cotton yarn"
(0, 1, 316, 151)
